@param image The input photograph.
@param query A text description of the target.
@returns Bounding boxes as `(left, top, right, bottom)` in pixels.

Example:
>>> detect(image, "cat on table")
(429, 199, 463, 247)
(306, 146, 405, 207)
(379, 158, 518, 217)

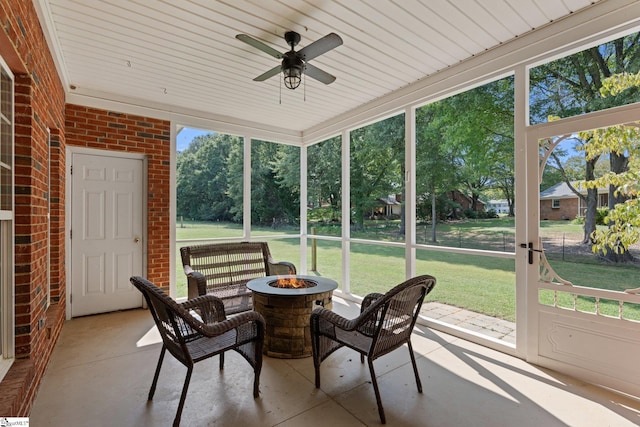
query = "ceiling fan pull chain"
(279, 75, 282, 105)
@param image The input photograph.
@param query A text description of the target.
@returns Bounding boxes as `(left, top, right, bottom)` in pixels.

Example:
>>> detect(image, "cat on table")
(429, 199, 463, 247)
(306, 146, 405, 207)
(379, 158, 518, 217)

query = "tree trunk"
(398, 191, 406, 237)
(582, 157, 598, 244)
(604, 152, 633, 262)
(431, 191, 437, 242)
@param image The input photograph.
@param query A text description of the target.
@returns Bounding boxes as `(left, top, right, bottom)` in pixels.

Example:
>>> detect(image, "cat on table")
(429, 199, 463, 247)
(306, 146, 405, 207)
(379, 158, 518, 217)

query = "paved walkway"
(421, 302, 516, 344)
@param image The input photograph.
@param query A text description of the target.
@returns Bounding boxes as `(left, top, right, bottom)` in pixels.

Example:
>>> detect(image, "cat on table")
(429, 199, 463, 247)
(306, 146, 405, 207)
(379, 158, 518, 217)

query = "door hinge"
(70, 229, 72, 239)
(519, 242, 542, 265)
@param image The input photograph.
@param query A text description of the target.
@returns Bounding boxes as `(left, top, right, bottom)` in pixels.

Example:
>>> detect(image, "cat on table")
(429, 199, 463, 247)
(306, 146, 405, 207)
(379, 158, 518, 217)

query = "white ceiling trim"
(66, 91, 304, 145)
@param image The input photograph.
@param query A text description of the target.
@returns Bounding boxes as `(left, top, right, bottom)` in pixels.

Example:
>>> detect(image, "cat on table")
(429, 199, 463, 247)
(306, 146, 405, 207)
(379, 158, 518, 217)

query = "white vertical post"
(169, 123, 178, 297)
(405, 107, 417, 279)
(514, 65, 530, 359)
(243, 136, 252, 239)
(341, 129, 350, 293)
(300, 144, 308, 274)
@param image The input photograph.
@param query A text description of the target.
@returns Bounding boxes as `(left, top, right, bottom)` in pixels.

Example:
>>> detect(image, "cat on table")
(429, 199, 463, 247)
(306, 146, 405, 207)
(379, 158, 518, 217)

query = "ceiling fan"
(236, 30, 343, 90)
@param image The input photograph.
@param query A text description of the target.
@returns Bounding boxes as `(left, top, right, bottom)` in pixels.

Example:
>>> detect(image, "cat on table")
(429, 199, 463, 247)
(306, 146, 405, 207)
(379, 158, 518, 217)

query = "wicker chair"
(310, 275, 436, 424)
(130, 276, 265, 427)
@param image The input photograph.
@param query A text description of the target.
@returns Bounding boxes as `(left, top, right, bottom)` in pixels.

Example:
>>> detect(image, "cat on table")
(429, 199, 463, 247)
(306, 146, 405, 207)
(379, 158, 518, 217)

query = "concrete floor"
(31, 296, 640, 426)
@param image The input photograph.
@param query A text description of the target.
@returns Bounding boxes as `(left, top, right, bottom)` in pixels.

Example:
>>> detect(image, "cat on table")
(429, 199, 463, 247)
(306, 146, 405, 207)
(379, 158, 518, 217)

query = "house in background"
(374, 194, 402, 218)
(540, 181, 609, 220)
(486, 199, 510, 215)
(448, 189, 485, 217)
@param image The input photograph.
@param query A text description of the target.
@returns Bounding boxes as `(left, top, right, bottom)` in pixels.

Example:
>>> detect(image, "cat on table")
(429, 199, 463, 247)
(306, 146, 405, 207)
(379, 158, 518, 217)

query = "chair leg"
(149, 345, 167, 400)
(313, 355, 321, 388)
(407, 340, 422, 393)
(173, 365, 193, 427)
(253, 351, 263, 398)
(219, 352, 225, 370)
(311, 332, 321, 388)
(367, 358, 386, 424)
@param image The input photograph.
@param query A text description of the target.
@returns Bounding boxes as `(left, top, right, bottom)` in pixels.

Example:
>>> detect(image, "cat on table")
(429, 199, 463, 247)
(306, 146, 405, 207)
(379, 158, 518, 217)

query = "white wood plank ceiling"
(35, 0, 603, 138)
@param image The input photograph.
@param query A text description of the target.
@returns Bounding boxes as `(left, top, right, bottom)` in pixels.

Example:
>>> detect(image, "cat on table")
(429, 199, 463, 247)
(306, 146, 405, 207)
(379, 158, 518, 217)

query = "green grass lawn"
(175, 219, 640, 322)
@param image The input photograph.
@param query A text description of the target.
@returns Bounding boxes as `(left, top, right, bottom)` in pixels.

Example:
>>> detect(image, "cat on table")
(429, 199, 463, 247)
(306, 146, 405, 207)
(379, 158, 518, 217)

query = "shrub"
(464, 208, 478, 219)
(596, 207, 609, 226)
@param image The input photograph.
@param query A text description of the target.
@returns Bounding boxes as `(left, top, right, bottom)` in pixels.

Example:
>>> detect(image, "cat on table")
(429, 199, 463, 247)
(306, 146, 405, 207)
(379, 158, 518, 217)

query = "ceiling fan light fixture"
(282, 55, 304, 90)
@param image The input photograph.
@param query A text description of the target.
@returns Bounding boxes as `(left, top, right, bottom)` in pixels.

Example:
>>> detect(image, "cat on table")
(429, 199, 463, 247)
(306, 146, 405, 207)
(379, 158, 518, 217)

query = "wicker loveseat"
(180, 241, 296, 314)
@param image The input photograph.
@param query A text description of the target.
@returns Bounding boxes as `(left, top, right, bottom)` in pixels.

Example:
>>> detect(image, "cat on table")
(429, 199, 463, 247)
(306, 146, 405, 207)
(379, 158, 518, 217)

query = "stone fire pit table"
(247, 275, 338, 358)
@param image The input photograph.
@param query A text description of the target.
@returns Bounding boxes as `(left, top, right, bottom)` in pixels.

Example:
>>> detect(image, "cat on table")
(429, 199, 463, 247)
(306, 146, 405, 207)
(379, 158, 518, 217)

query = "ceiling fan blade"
(298, 33, 343, 61)
(254, 65, 282, 82)
(304, 63, 336, 85)
(236, 34, 283, 59)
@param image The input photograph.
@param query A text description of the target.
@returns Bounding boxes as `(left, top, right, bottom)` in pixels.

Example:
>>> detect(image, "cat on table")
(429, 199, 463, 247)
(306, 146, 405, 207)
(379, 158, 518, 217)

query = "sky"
(176, 127, 213, 151)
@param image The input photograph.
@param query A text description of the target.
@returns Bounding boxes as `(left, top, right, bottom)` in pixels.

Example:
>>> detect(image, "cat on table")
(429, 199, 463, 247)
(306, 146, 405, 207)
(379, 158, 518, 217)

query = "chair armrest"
(361, 292, 384, 313)
(311, 307, 358, 331)
(199, 310, 265, 338)
(176, 298, 265, 339)
(267, 260, 297, 276)
(181, 294, 226, 323)
(185, 269, 207, 299)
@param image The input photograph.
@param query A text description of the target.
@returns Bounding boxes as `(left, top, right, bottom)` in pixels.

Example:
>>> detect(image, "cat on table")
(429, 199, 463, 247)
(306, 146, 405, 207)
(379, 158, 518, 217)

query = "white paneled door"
(70, 152, 143, 317)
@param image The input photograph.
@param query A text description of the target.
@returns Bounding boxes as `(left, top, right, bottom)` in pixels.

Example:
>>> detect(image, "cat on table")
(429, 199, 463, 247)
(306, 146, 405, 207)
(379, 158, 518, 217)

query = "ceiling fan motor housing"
(284, 31, 301, 48)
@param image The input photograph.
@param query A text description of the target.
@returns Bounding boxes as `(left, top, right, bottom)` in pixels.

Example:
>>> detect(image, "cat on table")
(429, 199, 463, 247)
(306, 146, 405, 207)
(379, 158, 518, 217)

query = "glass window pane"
(0, 60, 12, 362)
(415, 76, 515, 251)
(175, 129, 244, 238)
(539, 124, 640, 291)
(529, 30, 640, 125)
(1, 120, 10, 168)
(0, 167, 10, 211)
(418, 249, 516, 341)
(307, 136, 341, 237)
(306, 238, 341, 283)
(350, 114, 405, 242)
(1, 68, 10, 123)
(349, 242, 406, 295)
(175, 128, 244, 298)
(251, 139, 300, 235)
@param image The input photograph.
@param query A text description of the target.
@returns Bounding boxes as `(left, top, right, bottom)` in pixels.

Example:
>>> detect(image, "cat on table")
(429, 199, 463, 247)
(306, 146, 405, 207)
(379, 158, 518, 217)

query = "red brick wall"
(540, 198, 579, 221)
(0, 0, 67, 416)
(65, 105, 171, 290)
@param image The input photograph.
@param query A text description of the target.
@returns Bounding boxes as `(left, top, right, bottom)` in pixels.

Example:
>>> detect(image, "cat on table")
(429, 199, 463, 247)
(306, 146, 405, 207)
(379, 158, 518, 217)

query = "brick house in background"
(448, 189, 485, 217)
(540, 181, 609, 221)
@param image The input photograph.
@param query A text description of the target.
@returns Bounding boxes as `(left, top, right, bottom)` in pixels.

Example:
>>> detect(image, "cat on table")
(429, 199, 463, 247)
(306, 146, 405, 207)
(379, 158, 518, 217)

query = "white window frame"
(0, 55, 15, 380)
(552, 199, 560, 209)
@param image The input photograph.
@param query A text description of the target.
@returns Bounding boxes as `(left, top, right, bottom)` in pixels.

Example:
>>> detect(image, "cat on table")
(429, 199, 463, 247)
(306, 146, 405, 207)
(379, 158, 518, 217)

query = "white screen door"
(70, 151, 143, 317)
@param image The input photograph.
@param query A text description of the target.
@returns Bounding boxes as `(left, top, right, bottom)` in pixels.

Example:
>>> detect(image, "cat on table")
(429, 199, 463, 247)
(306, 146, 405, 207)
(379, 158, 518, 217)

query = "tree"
(416, 106, 457, 241)
(582, 72, 640, 258)
(308, 137, 342, 220)
(250, 140, 300, 226)
(176, 133, 238, 221)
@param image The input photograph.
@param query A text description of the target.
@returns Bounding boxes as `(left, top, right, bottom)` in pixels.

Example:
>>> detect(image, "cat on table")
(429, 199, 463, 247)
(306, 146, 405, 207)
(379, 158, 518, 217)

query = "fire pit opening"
(269, 277, 318, 289)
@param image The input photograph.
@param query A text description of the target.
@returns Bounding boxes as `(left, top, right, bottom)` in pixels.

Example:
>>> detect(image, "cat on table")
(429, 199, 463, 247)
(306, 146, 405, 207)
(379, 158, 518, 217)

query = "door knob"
(134, 237, 141, 243)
